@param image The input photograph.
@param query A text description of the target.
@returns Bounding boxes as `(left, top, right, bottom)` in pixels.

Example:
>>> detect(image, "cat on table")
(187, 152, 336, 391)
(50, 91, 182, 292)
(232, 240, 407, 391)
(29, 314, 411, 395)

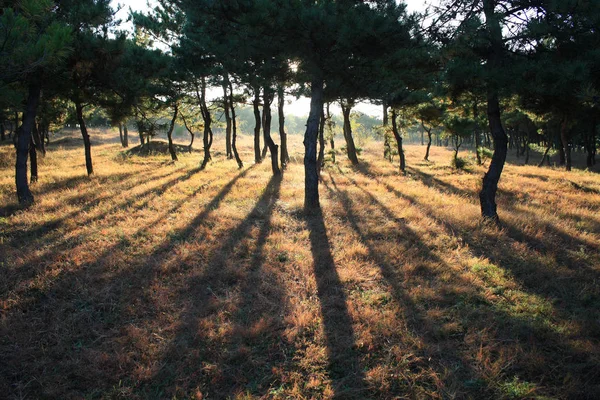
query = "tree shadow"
(305, 207, 368, 398)
(325, 171, 600, 398)
(0, 166, 257, 398)
(140, 174, 286, 398)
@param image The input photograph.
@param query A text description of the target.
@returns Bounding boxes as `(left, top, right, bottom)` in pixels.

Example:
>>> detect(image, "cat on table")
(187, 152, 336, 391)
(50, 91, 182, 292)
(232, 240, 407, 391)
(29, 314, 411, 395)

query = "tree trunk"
(263, 86, 280, 176)
(222, 74, 232, 159)
(1, 123, 5, 141)
(479, 0, 509, 224)
(423, 121, 432, 161)
(586, 118, 596, 168)
(229, 81, 243, 169)
(29, 137, 38, 183)
(278, 85, 289, 169)
(75, 101, 94, 175)
(198, 78, 213, 170)
(167, 103, 179, 161)
(180, 113, 195, 152)
(391, 109, 405, 173)
(253, 87, 262, 163)
(119, 123, 123, 146)
(304, 77, 324, 211)
(15, 82, 41, 204)
(474, 103, 482, 165)
(318, 105, 326, 174)
(123, 124, 129, 147)
(383, 104, 392, 162)
(560, 117, 571, 171)
(327, 103, 335, 164)
(341, 101, 359, 165)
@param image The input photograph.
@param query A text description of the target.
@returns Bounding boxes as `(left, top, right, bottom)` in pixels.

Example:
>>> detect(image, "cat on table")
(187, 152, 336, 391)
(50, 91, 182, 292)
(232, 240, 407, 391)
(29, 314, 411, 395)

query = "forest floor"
(1, 129, 599, 399)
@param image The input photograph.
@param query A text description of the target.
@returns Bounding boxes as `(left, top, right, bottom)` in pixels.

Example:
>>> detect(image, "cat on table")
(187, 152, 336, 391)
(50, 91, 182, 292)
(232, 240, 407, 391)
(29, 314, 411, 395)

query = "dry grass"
(1, 128, 599, 399)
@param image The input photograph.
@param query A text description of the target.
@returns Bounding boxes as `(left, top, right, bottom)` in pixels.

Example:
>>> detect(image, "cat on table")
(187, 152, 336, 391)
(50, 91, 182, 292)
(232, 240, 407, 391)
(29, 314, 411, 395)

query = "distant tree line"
(1, 0, 598, 223)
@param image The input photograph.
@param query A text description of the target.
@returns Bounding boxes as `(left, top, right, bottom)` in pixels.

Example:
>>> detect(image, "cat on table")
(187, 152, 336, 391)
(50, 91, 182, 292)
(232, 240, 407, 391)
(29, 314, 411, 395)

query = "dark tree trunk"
(139, 127, 145, 146)
(15, 82, 41, 204)
(180, 113, 195, 152)
(318, 105, 325, 174)
(383, 104, 392, 162)
(391, 109, 406, 173)
(479, 0, 509, 224)
(538, 143, 552, 168)
(167, 103, 179, 161)
(1, 123, 5, 141)
(327, 103, 335, 164)
(474, 103, 482, 165)
(560, 117, 571, 171)
(253, 87, 262, 163)
(341, 101, 359, 165)
(29, 137, 38, 183)
(304, 78, 324, 211)
(263, 86, 280, 176)
(586, 118, 596, 168)
(33, 121, 45, 156)
(229, 81, 243, 169)
(198, 78, 213, 170)
(278, 85, 289, 169)
(75, 101, 94, 175)
(123, 124, 129, 147)
(222, 74, 232, 159)
(524, 132, 530, 165)
(423, 121, 432, 161)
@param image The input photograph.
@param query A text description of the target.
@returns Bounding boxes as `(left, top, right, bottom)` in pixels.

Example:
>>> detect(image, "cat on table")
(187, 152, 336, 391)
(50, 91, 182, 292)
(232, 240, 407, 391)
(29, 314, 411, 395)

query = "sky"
(110, 0, 431, 117)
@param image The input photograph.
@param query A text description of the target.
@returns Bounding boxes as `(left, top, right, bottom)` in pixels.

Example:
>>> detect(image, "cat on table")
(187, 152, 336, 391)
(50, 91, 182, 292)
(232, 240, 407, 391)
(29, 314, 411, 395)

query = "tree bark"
(15, 82, 41, 204)
(391, 109, 405, 173)
(180, 113, 195, 152)
(198, 78, 213, 170)
(29, 137, 38, 183)
(341, 100, 359, 165)
(423, 121, 433, 161)
(263, 86, 280, 176)
(383, 104, 392, 162)
(222, 74, 232, 159)
(479, 0, 509, 224)
(123, 124, 129, 147)
(560, 116, 571, 171)
(167, 103, 179, 161)
(304, 77, 324, 211)
(278, 85, 289, 169)
(253, 87, 262, 163)
(229, 81, 243, 169)
(327, 103, 335, 164)
(75, 101, 94, 175)
(318, 105, 326, 173)
(474, 103, 482, 165)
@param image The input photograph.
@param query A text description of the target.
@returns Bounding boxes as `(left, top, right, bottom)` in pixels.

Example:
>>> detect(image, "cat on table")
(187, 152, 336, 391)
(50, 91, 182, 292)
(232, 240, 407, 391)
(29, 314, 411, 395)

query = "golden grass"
(1, 129, 599, 399)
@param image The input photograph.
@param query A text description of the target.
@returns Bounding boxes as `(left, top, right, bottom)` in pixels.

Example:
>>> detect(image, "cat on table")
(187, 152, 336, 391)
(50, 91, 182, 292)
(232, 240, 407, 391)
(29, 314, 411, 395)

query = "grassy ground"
(1, 129, 599, 399)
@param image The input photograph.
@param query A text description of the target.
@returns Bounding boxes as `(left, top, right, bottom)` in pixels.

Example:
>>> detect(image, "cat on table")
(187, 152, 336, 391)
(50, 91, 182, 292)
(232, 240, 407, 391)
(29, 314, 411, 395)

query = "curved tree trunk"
(229, 81, 243, 169)
(263, 86, 280, 176)
(278, 85, 289, 169)
(479, 0, 509, 224)
(167, 103, 179, 161)
(198, 78, 213, 170)
(253, 87, 262, 163)
(180, 113, 195, 152)
(341, 100, 359, 165)
(222, 74, 232, 159)
(304, 77, 324, 211)
(75, 101, 94, 176)
(391, 109, 405, 173)
(423, 121, 433, 161)
(383, 104, 392, 162)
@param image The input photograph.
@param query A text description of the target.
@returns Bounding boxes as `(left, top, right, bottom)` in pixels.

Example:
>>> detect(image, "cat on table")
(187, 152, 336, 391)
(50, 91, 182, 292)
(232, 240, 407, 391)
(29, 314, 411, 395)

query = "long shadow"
(0, 167, 256, 398)
(325, 172, 600, 398)
(306, 208, 368, 398)
(140, 174, 285, 398)
(1, 166, 201, 300)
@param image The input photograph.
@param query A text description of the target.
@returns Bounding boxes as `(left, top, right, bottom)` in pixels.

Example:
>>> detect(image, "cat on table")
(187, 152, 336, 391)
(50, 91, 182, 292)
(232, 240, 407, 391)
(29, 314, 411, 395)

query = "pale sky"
(110, 0, 431, 117)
